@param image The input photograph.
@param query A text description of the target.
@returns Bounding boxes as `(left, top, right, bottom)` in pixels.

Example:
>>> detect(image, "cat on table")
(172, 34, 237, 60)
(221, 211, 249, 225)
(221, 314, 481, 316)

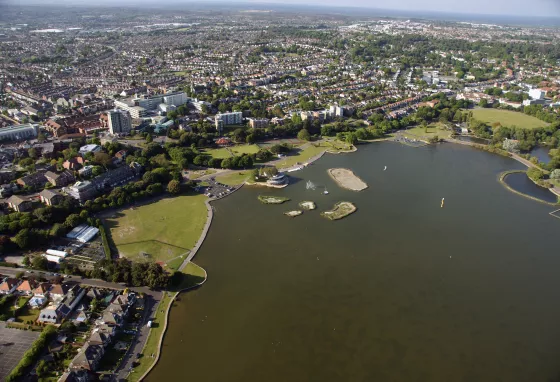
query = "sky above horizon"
(5, 0, 560, 18)
(246, 0, 560, 17)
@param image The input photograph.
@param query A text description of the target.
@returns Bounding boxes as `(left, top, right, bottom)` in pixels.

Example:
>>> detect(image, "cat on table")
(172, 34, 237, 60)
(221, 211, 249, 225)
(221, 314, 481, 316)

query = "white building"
(0, 123, 39, 142)
(79, 144, 101, 155)
(529, 88, 545, 100)
(215, 112, 242, 126)
(108, 109, 132, 135)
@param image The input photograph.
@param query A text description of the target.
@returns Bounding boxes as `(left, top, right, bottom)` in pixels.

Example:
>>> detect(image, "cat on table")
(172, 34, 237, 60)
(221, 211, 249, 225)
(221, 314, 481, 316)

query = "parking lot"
(203, 178, 236, 199)
(0, 324, 40, 380)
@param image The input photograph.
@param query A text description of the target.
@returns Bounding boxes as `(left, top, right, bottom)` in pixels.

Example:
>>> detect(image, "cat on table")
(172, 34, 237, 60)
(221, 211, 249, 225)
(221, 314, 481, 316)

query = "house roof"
(33, 282, 51, 295)
(6, 195, 28, 206)
(0, 278, 18, 291)
(50, 283, 69, 296)
(39, 189, 61, 200)
(17, 279, 38, 292)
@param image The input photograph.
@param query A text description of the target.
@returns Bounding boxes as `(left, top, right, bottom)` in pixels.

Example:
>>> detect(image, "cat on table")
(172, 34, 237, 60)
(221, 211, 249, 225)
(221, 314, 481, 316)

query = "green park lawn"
(402, 123, 452, 140)
(204, 144, 259, 159)
(186, 169, 216, 180)
(104, 194, 208, 269)
(215, 171, 251, 185)
(471, 109, 548, 129)
(275, 143, 327, 168)
(128, 262, 206, 382)
(203, 147, 232, 159)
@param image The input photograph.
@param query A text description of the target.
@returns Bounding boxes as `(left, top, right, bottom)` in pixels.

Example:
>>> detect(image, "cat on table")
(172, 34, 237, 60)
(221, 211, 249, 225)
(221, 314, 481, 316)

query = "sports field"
(402, 123, 452, 140)
(471, 109, 548, 129)
(104, 194, 208, 270)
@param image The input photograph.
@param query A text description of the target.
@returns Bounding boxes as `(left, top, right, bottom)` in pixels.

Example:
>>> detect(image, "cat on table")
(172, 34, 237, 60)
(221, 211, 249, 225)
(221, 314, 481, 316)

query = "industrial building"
(0, 123, 39, 142)
(66, 224, 100, 243)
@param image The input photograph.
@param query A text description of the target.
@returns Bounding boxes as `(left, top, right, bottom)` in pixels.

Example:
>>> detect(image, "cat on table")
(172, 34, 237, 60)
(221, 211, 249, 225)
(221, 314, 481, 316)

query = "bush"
(527, 167, 544, 181)
(551, 169, 560, 180)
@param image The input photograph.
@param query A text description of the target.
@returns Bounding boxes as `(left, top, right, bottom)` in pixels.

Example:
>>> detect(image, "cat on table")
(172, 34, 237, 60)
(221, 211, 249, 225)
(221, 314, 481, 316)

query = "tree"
(550, 169, 560, 179)
(33, 207, 52, 223)
(345, 132, 357, 145)
(146, 134, 153, 143)
(167, 179, 181, 194)
(32, 256, 49, 270)
(94, 152, 112, 167)
(15, 271, 24, 279)
(479, 98, 488, 108)
(64, 214, 81, 229)
(297, 129, 311, 141)
(13, 229, 31, 249)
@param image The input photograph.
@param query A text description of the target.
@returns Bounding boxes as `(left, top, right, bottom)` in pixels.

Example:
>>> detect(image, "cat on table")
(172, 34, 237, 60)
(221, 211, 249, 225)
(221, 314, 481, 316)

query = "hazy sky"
(244, 0, 560, 17)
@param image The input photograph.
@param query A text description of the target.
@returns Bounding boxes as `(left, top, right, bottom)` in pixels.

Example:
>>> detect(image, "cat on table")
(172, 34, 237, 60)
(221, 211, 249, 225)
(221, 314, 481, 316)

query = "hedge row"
(99, 225, 112, 261)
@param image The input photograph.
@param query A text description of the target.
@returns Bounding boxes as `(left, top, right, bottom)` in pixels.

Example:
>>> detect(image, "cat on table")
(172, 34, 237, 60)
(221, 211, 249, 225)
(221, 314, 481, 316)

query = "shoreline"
(136, 264, 208, 381)
(446, 138, 560, 198)
(498, 170, 559, 206)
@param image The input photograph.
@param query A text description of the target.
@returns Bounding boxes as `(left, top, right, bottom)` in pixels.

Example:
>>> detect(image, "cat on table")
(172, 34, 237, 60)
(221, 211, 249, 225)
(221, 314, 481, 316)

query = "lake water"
(147, 142, 560, 382)
(529, 146, 552, 164)
(503, 172, 558, 204)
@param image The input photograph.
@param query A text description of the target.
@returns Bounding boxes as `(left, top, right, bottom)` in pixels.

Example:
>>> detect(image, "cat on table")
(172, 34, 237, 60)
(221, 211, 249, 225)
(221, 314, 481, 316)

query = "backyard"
(104, 194, 208, 270)
(470, 109, 548, 129)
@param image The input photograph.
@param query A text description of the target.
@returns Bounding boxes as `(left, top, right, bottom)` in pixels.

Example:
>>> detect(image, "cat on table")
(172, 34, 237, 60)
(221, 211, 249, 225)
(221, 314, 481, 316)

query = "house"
(63, 157, 86, 171)
(33, 282, 51, 297)
(88, 330, 112, 346)
(50, 283, 70, 301)
(69, 343, 105, 371)
(39, 189, 64, 206)
(38, 303, 62, 324)
(6, 195, 33, 212)
(114, 150, 127, 162)
(45, 170, 75, 187)
(16, 279, 38, 295)
(100, 311, 122, 327)
(16, 172, 47, 189)
(58, 370, 93, 382)
(0, 278, 20, 294)
(73, 310, 89, 325)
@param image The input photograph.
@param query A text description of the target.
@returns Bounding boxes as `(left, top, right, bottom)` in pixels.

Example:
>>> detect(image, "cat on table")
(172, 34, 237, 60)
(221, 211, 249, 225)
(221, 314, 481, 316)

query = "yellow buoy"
(441, 198, 445, 208)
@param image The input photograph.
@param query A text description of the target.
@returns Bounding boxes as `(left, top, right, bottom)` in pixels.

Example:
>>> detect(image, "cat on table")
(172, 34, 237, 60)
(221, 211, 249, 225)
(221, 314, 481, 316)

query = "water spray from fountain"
(306, 181, 317, 190)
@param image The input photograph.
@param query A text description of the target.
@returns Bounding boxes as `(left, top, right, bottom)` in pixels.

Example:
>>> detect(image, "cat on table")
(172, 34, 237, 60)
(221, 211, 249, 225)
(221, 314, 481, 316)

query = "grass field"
(275, 144, 327, 168)
(104, 194, 208, 269)
(215, 171, 251, 185)
(471, 109, 548, 129)
(187, 169, 216, 180)
(128, 262, 206, 382)
(402, 123, 452, 140)
(204, 144, 259, 159)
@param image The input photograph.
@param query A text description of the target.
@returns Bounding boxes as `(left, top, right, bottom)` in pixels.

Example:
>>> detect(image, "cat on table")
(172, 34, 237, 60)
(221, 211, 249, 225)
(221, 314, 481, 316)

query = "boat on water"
(323, 188, 329, 195)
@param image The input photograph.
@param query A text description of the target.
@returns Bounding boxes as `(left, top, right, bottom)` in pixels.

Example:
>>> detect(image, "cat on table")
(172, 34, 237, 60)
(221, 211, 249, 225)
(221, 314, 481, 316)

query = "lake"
(503, 172, 558, 204)
(529, 146, 552, 164)
(147, 142, 560, 382)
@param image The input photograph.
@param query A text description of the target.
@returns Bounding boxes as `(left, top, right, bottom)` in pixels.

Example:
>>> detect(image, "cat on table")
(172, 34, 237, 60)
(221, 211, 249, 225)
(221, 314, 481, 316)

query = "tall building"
(108, 110, 132, 135)
(215, 112, 242, 126)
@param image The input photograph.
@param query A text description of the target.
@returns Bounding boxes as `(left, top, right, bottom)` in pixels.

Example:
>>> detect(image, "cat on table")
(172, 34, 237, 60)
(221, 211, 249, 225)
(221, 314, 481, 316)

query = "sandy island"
(327, 168, 368, 191)
(299, 201, 316, 210)
(284, 210, 303, 217)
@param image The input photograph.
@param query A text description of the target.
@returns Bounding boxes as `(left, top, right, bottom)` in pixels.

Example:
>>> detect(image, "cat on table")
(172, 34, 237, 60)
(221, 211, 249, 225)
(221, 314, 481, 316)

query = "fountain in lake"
(306, 181, 316, 190)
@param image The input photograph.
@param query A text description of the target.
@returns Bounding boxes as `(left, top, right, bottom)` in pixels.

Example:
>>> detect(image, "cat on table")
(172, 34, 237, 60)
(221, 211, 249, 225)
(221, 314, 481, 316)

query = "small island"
(299, 201, 316, 210)
(258, 195, 290, 204)
(284, 210, 303, 217)
(321, 201, 357, 220)
(328, 168, 368, 191)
